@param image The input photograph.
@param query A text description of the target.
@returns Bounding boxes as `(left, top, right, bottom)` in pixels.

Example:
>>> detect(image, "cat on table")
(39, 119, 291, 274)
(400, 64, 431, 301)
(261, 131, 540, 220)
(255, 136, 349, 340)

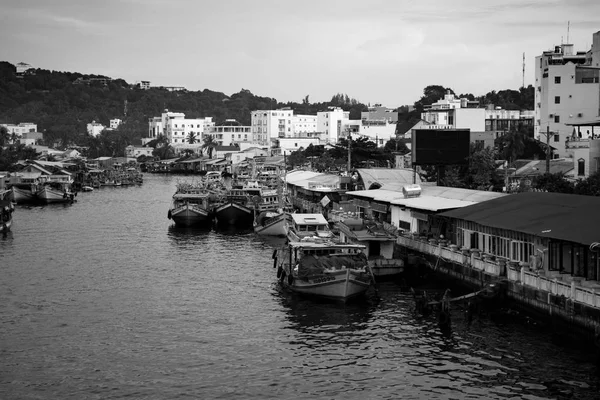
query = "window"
(555, 76, 561, 84)
(554, 115, 560, 123)
(554, 96, 560, 104)
(554, 134, 560, 142)
(578, 158, 585, 176)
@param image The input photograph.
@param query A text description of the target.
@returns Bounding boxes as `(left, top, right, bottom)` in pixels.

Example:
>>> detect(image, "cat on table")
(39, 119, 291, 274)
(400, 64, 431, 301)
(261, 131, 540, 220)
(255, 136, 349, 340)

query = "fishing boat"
(253, 186, 291, 237)
(9, 183, 38, 204)
(214, 188, 254, 226)
(36, 181, 76, 204)
(286, 213, 336, 242)
(275, 241, 374, 302)
(168, 182, 216, 227)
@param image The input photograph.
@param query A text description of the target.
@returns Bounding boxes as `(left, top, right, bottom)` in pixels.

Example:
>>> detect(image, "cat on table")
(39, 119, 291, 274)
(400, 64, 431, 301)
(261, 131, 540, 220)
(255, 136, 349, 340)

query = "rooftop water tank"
(402, 184, 421, 198)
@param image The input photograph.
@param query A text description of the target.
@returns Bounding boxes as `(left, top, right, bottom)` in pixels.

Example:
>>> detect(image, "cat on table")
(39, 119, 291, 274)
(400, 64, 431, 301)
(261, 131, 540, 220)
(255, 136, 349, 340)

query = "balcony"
(565, 137, 590, 149)
(397, 234, 600, 308)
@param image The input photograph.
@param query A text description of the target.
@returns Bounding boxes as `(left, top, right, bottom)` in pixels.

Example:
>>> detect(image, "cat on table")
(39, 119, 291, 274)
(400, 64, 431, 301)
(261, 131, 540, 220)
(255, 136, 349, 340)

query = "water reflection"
(276, 287, 376, 333)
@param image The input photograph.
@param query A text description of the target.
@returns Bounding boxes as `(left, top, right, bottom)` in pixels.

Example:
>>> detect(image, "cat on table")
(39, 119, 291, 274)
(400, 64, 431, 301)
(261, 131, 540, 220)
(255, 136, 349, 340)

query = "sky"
(1, 0, 599, 108)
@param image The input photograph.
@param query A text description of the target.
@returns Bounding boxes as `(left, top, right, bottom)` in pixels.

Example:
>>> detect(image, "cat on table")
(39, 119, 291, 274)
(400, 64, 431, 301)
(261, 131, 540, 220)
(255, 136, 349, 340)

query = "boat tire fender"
(287, 274, 294, 286)
(280, 270, 286, 283)
(167, 210, 172, 220)
(276, 266, 283, 279)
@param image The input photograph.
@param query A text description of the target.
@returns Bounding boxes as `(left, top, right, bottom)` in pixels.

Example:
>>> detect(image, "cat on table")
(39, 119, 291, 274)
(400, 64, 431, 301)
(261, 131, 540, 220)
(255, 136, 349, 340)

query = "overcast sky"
(2, 0, 599, 108)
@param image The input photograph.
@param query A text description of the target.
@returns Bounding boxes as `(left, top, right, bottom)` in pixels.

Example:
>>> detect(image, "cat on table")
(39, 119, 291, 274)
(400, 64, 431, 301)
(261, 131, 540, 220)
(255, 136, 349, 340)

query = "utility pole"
(522, 52, 525, 89)
(347, 134, 351, 172)
(546, 125, 550, 173)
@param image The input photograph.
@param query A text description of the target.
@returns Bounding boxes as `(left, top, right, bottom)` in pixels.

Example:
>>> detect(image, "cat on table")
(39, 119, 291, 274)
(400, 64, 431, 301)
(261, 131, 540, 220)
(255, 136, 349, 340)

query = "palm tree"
(202, 135, 217, 159)
(500, 129, 526, 192)
(187, 132, 197, 144)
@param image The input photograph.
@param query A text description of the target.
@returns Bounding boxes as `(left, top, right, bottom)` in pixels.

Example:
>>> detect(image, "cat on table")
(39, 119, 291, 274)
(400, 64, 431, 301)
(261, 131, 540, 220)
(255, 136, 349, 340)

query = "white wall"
(454, 108, 486, 131)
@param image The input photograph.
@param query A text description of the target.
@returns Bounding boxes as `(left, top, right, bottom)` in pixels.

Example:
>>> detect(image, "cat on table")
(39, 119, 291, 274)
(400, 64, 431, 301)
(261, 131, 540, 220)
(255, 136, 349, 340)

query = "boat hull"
(254, 212, 288, 236)
(11, 186, 37, 204)
(170, 205, 212, 227)
(369, 259, 405, 277)
(37, 186, 74, 203)
(281, 269, 371, 302)
(215, 202, 253, 226)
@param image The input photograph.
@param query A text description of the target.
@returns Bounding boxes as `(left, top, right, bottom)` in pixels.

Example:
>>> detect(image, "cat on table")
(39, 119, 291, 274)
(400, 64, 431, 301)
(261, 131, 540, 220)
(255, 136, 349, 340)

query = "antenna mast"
(522, 52, 525, 89)
(567, 21, 570, 43)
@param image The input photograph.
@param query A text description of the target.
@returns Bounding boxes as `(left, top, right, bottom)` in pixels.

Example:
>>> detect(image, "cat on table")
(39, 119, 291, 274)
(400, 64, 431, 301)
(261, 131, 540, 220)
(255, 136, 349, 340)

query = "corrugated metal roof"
(356, 168, 419, 189)
(394, 196, 477, 211)
(290, 213, 328, 225)
(439, 192, 600, 245)
(348, 186, 505, 207)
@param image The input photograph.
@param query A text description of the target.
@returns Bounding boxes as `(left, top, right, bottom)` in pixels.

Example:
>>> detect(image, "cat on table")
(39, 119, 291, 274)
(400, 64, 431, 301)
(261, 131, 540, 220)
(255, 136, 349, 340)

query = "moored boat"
(214, 188, 253, 226)
(168, 182, 216, 227)
(254, 210, 290, 236)
(9, 183, 38, 204)
(275, 241, 373, 302)
(286, 213, 336, 242)
(36, 181, 76, 204)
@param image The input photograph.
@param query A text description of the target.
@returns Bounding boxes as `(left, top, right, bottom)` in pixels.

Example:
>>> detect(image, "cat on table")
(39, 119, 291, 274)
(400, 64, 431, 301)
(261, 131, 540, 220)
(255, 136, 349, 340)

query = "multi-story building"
(147, 110, 214, 146)
(317, 107, 350, 144)
(209, 119, 251, 146)
(251, 108, 294, 146)
(485, 107, 535, 139)
(421, 93, 485, 132)
(535, 30, 600, 157)
(359, 105, 399, 146)
(109, 119, 122, 130)
(1, 122, 37, 142)
(292, 115, 318, 137)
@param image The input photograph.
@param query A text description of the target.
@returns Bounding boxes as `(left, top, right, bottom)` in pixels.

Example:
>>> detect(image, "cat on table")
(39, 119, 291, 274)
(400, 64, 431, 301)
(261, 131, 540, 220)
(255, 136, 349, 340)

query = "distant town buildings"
(1, 122, 38, 143)
(535, 30, 600, 158)
(138, 81, 151, 90)
(146, 110, 214, 148)
(15, 62, 33, 77)
(210, 119, 251, 147)
(109, 119, 122, 130)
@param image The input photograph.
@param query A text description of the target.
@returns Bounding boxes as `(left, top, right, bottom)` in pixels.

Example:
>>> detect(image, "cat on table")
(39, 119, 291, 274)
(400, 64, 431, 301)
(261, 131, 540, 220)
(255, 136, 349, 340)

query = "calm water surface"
(1, 174, 600, 399)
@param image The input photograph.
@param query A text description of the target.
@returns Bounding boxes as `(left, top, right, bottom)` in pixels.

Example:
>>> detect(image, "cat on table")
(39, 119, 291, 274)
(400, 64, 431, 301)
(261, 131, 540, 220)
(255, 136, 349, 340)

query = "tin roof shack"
(398, 191, 600, 337)
(345, 185, 505, 235)
(285, 170, 342, 215)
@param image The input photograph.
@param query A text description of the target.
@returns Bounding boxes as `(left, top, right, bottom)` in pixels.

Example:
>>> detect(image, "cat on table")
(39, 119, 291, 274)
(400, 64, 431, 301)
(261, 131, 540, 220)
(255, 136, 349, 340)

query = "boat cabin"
(288, 213, 334, 241)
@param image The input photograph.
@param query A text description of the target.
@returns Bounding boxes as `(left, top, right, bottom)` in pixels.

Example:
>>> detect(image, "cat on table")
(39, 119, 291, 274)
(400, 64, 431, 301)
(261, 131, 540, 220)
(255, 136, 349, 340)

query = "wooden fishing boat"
(168, 182, 216, 227)
(275, 241, 373, 302)
(214, 188, 253, 226)
(36, 181, 76, 204)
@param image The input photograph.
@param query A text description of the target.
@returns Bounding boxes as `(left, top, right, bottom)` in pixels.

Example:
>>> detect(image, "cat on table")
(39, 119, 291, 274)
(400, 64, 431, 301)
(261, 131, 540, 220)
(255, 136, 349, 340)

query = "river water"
(1, 174, 600, 399)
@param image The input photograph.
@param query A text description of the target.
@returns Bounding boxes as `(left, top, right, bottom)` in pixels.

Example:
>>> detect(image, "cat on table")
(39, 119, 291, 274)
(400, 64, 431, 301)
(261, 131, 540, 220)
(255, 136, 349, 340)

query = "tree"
(0, 126, 9, 147)
(574, 172, 600, 196)
(498, 129, 526, 165)
(534, 172, 574, 193)
(147, 134, 168, 149)
(187, 132, 197, 144)
(202, 135, 217, 159)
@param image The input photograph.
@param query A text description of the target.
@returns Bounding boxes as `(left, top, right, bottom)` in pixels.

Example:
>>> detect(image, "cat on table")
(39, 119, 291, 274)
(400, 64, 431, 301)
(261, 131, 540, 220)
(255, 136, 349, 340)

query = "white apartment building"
(1, 122, 37, 142)
(535, 31, 600, 158)
(251, 108, 294, 146)
(86, 121, 105, 137)
(146, 110, 214, 146)
(293, 114, 318, 137)
(209, 119, 251, 146)
(317, 107, 350, 143)
(110, 119, 122, 130)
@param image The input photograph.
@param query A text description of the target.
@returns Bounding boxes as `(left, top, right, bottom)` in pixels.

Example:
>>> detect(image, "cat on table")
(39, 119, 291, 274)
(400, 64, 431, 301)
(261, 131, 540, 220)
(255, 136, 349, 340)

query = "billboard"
(411, 129, 470, 165)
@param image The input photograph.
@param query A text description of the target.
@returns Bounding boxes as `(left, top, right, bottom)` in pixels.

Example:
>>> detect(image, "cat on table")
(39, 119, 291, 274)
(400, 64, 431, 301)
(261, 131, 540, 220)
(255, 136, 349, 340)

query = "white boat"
(286, 213, 336, 242)
(275, 241, 373, 302)
(168, 182, 216, 227)
(254, 210, 289, 236)
(36, 181, 76, 203)
(81, 186, 94, 192)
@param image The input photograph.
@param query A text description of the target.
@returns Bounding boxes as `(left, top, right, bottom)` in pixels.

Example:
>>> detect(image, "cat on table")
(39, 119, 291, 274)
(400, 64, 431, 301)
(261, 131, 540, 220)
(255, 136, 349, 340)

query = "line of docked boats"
(168, 175, 403, 303)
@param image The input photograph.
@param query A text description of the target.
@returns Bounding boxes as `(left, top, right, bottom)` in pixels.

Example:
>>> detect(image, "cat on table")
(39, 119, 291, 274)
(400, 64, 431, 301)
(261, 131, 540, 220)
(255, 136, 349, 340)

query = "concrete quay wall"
(398, 235, 600, 340)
